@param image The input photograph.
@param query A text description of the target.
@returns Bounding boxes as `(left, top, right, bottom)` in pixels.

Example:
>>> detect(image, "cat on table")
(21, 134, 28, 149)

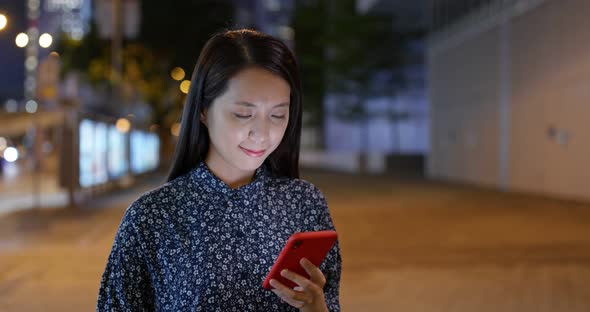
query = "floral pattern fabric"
(97, 161, 342, 311)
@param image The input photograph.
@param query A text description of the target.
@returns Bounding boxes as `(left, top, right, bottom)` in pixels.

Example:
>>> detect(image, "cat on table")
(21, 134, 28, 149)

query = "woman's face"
(201, 66, 291, 176)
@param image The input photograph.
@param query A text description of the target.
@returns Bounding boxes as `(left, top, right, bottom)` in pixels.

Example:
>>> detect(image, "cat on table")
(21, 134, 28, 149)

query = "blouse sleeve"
(97, 204, 155, 311)
(314, 188, 342, 312)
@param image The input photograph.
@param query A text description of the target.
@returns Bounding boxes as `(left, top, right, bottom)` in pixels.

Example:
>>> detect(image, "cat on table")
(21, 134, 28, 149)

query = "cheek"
(225, 122, 250, 144)
(209, 116, 245, 146)
(270, 122, 288, 144)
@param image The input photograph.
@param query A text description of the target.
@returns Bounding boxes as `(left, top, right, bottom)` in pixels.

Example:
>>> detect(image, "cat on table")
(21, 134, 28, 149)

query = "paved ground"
(1, 169, 590, 311)
(0, 161, 68, 216)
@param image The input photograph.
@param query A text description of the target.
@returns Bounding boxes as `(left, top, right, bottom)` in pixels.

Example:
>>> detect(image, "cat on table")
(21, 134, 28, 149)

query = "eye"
(272, 115, 286, 119)
(234, 114, 251, 119)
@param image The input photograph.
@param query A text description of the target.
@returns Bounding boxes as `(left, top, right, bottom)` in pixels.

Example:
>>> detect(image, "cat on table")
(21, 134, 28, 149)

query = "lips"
(240, 146, 266, 157)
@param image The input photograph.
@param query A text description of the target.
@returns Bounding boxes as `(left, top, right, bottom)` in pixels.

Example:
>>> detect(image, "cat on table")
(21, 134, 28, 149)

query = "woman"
(97, 29, 342, 311)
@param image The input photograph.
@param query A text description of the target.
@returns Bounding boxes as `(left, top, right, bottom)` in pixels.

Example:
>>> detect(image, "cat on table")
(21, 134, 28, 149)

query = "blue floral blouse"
(97, 161, 342, 311)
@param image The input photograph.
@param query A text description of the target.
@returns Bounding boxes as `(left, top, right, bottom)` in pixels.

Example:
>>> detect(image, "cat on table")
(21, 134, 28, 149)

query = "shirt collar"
(190, 161, 269, 196)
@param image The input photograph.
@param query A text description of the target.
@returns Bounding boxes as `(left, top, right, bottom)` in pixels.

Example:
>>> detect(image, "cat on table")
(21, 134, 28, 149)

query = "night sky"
(0, 0, 26, 102)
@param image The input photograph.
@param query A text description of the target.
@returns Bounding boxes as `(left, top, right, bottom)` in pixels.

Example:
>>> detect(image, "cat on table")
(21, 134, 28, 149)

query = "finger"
(270, 278, 311, 305)
(280, 269, 319, 293)
(271, 289, 306, 309)
(300, 258, 327, 287)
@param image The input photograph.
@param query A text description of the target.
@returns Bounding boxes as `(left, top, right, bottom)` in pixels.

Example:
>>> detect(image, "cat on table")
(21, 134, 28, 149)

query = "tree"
(56, 0, 234, 128)
(324, 0, 404, 158)
(292, 0, 328, 147)
(56, 0, 234, 169)
(292, 0, 419, 158)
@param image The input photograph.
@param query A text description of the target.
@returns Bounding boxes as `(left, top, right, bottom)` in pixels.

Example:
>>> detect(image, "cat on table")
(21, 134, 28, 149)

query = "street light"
(0, 14, 7, 31)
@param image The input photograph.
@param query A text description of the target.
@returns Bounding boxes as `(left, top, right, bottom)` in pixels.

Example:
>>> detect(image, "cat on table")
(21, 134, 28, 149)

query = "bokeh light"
(15, 32, 29, 47)
(25, 100, 37, 113)
(180, 80, 190, 94)
(39, 33, 53, 48)
(0, 14, 7, 31)
(170, 67, 185, 81)
(4, 99, 18, 112)
(25, 56, 38, 71)
(116, 118, 131, 133)
(4, 147, 19, 162)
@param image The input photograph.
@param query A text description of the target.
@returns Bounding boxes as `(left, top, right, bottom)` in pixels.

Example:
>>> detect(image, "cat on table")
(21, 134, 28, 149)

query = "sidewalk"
(0, 161, 69, 217)
(0, 171, 164, 312)
(1, 168, 590, 311)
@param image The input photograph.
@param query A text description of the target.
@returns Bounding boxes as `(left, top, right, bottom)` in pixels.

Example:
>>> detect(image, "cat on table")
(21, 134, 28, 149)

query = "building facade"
(428, 0, 590, 201)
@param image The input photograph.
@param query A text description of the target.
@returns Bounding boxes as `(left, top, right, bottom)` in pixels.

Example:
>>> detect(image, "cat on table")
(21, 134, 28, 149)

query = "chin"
(234, 155, 266, 171)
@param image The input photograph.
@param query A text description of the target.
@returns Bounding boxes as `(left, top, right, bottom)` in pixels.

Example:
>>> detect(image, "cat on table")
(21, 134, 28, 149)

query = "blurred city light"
(115, 118, 131, 133)
(4, 147, 18, 163)
(180, 80, 190, 94)
(39, 33, 53, 48)
(27, 0, 40, 10)
(278, 25, 294, 41)
(171, 122, 181, 137)
(0, 13, 7, 31)
(4, 99, 18, 112)
(25, 76, 36, 92)
(25, 56, 38, 71)
(15, 32, 29, 47)
(171, 67, 185, 81)
(25, 99, 38, 113)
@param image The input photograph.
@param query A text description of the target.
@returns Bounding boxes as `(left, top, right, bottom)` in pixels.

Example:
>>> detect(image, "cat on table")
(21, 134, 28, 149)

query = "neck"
(204, 157, 255, 190)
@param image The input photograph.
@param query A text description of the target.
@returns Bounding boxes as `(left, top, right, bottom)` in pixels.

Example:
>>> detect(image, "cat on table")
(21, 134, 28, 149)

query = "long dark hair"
(167, 29, 302, 182)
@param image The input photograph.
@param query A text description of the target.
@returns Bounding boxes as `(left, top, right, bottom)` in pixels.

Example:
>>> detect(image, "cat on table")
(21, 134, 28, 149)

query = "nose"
(248, 119, 270, 145)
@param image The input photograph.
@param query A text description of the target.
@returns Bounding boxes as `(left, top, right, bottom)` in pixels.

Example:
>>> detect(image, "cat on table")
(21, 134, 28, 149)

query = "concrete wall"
(509, 0, 590, 199)
(428, 0, 590, 201)
(428, 26, 502, 188)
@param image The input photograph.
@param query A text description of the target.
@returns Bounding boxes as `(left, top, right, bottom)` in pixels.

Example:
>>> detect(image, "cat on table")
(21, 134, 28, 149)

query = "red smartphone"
(262, 230, 338, 290)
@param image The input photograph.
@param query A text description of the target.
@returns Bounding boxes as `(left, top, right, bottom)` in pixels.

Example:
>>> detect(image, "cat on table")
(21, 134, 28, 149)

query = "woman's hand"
(269, 258, 329, 312)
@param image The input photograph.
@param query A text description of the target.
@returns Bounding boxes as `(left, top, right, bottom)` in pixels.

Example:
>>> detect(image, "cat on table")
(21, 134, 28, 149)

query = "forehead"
(223, 67, 291, 106)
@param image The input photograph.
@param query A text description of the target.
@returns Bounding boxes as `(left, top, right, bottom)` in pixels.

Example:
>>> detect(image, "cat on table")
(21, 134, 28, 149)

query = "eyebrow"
(234, 101, 289, 108)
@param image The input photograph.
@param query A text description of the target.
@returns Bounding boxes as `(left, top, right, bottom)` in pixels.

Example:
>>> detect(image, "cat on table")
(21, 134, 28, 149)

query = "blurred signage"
(108, 125, 128, 178)
(130, 130, 160, 174)
(45, 0, 90, 40)
(79, 118, 159, 188)
(95, 0, 141, 39)
(45, 0, 84, 11)
(79, 119, 109, 187)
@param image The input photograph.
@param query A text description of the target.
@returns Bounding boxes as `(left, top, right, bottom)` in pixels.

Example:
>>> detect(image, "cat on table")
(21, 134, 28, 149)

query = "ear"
(200, 110, 208, 128)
